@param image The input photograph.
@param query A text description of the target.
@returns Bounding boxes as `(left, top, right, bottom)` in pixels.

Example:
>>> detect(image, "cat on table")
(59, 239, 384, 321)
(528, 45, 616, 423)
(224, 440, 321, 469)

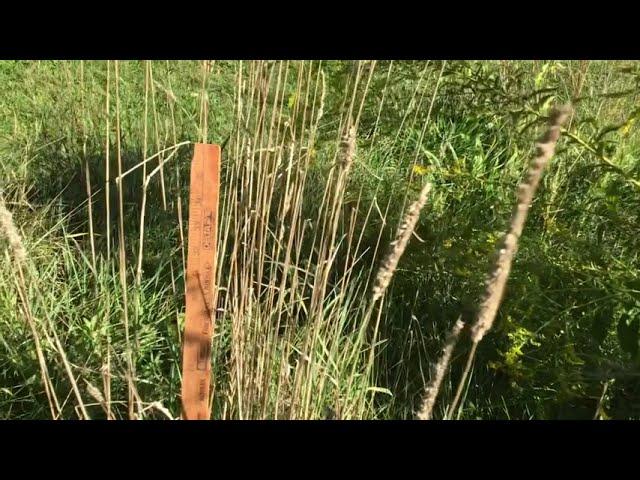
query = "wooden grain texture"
(181, 143, 220, 420)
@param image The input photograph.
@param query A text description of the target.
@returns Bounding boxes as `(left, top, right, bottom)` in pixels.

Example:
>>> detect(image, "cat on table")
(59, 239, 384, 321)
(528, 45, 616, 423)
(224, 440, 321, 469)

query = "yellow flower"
(621, 117, 635, 137)
(287, 93, 297, 110)
(412, 164, 430, 176)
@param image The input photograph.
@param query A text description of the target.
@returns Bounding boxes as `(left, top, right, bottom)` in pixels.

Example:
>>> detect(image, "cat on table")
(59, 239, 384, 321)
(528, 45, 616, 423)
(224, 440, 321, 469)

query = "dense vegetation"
(1, 60, 639, 419)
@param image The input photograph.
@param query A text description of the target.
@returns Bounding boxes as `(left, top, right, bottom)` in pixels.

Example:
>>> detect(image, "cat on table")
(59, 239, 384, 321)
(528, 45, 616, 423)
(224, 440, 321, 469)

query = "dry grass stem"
(447, 105, 572, 419)
(0, 198, 26, 264)
(470, 105, 572, 344)
(372, 181, 433, 303)
(416, 318, 465, 420)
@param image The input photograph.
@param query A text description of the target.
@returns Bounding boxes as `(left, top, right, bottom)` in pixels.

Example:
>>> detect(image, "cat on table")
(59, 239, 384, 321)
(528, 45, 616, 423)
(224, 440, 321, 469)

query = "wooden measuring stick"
(181, 143, 220, 420)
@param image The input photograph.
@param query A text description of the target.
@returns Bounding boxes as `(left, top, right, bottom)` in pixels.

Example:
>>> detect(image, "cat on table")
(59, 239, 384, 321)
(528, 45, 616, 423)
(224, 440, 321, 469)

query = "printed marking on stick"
(181, 143, 220, 420)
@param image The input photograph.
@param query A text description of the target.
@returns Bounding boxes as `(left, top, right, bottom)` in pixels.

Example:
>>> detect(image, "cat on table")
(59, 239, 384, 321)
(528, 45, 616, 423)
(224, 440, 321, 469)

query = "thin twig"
(416, 318, 465, 420)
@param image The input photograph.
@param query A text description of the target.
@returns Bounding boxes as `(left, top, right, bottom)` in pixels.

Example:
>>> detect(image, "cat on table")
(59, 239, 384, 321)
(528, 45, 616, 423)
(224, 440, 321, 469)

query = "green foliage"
(1, 60, 640, 419)
(617, 313, 640, 359)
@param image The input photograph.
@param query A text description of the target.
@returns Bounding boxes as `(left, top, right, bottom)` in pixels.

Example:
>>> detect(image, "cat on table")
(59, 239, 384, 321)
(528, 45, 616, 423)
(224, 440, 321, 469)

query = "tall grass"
(1, 60, 639, 419)
(0, 60, 431, 419)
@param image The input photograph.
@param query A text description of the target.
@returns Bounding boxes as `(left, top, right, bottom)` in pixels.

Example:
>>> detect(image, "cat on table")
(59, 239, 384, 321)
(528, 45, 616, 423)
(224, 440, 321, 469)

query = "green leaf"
(366, 387, 393, 396)
(616, 314, 639, 357)
(287, 93, 297, 110)
(535, 63, 551, 88)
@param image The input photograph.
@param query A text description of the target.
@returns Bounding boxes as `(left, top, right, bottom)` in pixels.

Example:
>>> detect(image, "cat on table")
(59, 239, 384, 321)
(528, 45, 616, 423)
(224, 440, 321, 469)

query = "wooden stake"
(181, 143, 221, 420)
